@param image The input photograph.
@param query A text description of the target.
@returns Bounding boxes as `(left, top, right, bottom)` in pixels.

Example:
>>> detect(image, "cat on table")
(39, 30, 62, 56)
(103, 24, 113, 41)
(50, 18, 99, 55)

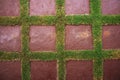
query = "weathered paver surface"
(102, 0, 120, 15)
(30, 26, 56, 52)
(0, 61, 21, 80)
(102, 25, 120, 49)
(0, 26, 21, 52)
(65, 25, 93, 50)
(65, 0, 90, 15)
(104, 59, 120, 80)
(66, 60, 93, 80)
(31, 61, 57, 80)
(30, 0, 56, 16)
(0, 0, 20, 16)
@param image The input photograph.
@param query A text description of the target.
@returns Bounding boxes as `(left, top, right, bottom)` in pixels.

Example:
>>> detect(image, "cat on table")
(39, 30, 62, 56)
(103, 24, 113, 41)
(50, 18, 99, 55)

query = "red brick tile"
(102, 25, 120, 49)
(0, 0, 20, 16)
(65, 0, 90, 15)
(0, 61, 21, 80)
(104, 59, 120, 80)
(102, 0, 120, 15)
(31, 61, 57, 80)
(65, 25, 93, 50)
(0, 26, 21, 52)
(30, 26, 56, 52)
(30, 0, 56, 16)
(66, 60, 93, 80)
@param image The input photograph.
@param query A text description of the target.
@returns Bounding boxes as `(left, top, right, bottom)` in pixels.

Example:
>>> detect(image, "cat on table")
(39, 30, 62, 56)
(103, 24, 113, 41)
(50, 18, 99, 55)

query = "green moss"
(58, 59, 65, 80)
(22, 58, 30, 80)
(0, 52, 20, 60)
(94, 59, 103, 80)
(0, 17, 21, 25)
(102, 15, 120, 24)
(66, 15, 92, 25)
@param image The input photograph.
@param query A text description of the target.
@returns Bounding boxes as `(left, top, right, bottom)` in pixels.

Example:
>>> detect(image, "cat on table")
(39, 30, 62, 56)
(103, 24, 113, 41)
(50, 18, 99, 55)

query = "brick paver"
(30, 0, 56, 16)
(102, 0, 120, 15)
(0, 26, 21, 52)
(0, 0, 20, 16)
(104, 59, 120, 80)
(31, 61, 57, 80)
(102, 25, 120, 49)
(65, 25, 93, 50)
(0, 61, 21, 80)
(66, 60, 93, 80)
(65, 0, 90, 15)
(30, 26, 56, 52)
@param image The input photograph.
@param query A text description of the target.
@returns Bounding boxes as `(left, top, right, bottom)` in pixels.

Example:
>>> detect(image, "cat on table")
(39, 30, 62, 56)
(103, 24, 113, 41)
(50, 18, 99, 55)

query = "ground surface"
(0, 0, 120, 80)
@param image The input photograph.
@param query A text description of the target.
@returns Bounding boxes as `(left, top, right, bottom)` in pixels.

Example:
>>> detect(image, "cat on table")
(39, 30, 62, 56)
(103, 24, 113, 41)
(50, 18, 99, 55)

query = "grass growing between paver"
(0, 0, 120, 80)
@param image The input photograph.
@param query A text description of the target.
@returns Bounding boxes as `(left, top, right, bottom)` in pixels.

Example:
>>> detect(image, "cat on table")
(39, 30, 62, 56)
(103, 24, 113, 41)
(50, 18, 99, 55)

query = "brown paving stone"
(31, 61, 57, 80)
(104, 59, 120, 80)
(65, 0, 90, 15)
(102, 25, 120, 49)
(30, 26, 56, 52)
(66, 60, 93, 80)
(102, 0, 120, 15)
(0, 26, 21, 52)
(0, 61, 21, 80)
(0, 0, 20, 16)
(30, 0, 56, 16)
(65, 25, 93, 50)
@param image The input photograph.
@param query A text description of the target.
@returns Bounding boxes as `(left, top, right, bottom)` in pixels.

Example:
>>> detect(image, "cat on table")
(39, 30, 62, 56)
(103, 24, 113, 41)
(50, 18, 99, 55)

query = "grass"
(0, 0, 120, 80)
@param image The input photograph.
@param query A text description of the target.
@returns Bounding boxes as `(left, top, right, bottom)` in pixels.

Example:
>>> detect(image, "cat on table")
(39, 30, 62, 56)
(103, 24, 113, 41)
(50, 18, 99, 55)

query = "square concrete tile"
(0, 0, 20, 16)
(65, 25, 93, 50)
(31, 61, 57, 80)
(30, 0, 56, 16)
(65, 0, 90, 15)
(66, 60, 93, 80)
(102, 0, 120, 15)
(30, 26, 56, 52)
(102, 25, 120, 49)
(0, 61, 21, 80)
(0, 26, 21, 52)
(104, 59, 120, 80)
